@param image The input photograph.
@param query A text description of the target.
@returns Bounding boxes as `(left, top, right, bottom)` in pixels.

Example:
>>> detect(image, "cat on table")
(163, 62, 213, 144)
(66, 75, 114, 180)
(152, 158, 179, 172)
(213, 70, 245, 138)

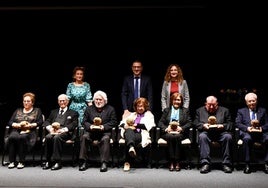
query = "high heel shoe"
(169, 163, 174, 171)
(175, 163, 181, 171)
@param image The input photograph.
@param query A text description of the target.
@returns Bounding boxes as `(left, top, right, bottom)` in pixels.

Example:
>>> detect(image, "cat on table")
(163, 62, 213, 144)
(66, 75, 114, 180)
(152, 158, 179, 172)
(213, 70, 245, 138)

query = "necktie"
(60, 109, 64, 115)
(134, 77, 139, 99)
(251, 110, 255, 120)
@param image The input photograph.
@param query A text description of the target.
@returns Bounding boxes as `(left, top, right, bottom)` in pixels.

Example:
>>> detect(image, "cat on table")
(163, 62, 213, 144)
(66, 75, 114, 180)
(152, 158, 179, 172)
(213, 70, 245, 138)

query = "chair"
(155, 127, 195, 169)
(79, 127, 116, 168)
(195, 129, 234, 170)
(2, 125, 42, 167)
(234, 127, 266, 170)
(40, 126, 79, 167)
(115, 127, 155, 168)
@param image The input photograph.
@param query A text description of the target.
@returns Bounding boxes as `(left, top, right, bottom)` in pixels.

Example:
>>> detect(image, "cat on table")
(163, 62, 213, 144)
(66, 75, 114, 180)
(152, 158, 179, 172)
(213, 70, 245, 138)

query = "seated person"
(235, 92, 268, 174)
(79, 90, 117, 172)
(7, 92, 43, 169)
(194, 95, 233, 174)
(119, 97, 156, 172)
(158, 92, 192, 171)
(42, 94, 79, 170)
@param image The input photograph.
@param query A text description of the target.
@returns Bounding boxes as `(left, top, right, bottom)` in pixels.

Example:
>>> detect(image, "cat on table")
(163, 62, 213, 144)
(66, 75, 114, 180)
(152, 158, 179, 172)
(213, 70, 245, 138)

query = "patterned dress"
(66, 82, 92, 126)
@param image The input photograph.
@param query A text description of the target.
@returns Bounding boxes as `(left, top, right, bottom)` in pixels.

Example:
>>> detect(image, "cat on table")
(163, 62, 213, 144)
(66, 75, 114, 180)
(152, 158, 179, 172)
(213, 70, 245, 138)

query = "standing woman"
(158, 92, 192, 171)
(66, 66, 93, 127)
(7, 92, 43, 169)
(161, 64, 190, 111)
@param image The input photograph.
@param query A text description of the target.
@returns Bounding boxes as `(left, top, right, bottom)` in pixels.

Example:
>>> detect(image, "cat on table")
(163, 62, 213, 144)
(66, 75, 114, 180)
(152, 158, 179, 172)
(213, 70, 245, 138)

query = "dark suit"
(42, 108, 79, 162)
(158, 107, 192, 161)
(235, 107, 268, 162)
(194, 106, 233, 165)
(79, 104, 117, 163)
(121, 74, 153, 112)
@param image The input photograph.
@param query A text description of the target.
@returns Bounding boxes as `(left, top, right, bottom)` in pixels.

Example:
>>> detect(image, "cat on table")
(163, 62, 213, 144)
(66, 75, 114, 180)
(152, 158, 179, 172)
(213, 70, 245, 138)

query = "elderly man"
(194, 95, 233, 174)
(42, 94, 79, 170)
(79, 90, 117, 172)
(236, 92, 268, 174)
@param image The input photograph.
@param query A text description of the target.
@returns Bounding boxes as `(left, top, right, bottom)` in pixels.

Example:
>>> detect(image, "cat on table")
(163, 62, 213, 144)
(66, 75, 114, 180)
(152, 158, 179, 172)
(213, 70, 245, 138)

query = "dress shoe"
(264, 163, 268, 174)
(169, 163, 174, 171)
(200, 164, 210, 174)
(51, 163, 62, 170)
(244, 164, 251, 174)
(79, 162, 87, 171)
(100, 162, 107, 172)
(43, 162, 51, 170)
(223, 164, 232, 173)
(175, 163, 181, 172)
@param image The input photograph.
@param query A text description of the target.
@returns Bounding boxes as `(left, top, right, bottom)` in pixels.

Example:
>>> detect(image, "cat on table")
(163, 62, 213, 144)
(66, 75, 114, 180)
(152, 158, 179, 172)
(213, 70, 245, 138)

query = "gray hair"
(245, 92, 257, 101)
(93, 90, 108, 104)
(58, 94, 69, 101)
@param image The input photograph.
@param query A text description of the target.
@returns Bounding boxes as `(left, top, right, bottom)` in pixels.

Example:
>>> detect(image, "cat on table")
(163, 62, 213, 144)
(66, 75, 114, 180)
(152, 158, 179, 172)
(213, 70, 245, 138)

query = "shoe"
(264, 163, 268, 174)
(223, 164, 232, 173)
(169, 163, 174, 171)
(8, 162, 15, 169)
(42, 162, 51, 170)
(79, 162, 87, 171)
(123, 162, 130, 172)
(175, 163, 181, 172)
(244, 164, 251, 174)
(129, 147, 136, 158)
(100, 162, 107, 172)
(51, 163, 62, 170)
(17, 162, 24, 169)
(200, 164, 210, 174)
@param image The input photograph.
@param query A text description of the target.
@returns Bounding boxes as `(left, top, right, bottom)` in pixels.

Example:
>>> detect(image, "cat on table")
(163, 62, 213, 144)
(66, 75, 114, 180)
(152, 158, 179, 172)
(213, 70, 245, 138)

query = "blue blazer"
(235, 106, 268, 133)
(121, 74, 153, 112)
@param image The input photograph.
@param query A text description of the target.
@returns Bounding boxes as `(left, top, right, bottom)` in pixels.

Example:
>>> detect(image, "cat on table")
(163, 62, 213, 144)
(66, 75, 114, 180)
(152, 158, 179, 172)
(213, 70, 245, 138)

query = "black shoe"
(200, 164, 210, 174)
(223, 164, 232, 173)
(79, 162, 87, 171)
(264, 164, 268, 174)
(244, 164, 251, 174)
(42, 162, 51, 170)
(100, 162, 107, 172)
(51, 163, 62, 170)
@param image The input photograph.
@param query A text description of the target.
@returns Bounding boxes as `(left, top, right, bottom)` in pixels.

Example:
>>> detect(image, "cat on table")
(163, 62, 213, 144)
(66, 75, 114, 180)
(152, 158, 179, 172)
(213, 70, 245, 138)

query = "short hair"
(72, 66, 85, 81)
(93, 90, 108, 104)
(170, 92, 183, 106)
(23, 92, 36, 104)
(133, 97, 150, 112)
(245, 92, 257, 101)
(58, 94, 69, 101)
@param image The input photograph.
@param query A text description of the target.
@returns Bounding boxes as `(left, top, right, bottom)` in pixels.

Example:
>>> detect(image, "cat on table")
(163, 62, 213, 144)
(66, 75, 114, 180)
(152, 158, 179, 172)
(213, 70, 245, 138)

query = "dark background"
(0, 2, 266, 148)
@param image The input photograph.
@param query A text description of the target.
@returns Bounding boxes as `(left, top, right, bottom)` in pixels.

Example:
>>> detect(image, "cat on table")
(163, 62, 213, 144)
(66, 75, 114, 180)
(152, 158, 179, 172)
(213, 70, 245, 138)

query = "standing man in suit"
(194, 95, 233, 174)
(42, 94, 79, 170)
(121, 60, 153, 119)
(236, 92, 268, 174)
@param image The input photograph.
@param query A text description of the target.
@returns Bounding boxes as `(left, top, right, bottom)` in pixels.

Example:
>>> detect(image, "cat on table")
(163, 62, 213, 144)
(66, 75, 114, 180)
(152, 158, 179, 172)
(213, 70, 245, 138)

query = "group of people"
(5, 61, 268, 175)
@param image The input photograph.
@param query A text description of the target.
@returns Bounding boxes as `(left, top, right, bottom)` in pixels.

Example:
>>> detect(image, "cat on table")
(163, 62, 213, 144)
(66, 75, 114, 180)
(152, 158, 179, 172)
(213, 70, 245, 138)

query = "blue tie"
(251, 110, 255, 120)
(134, 77, 139, 99)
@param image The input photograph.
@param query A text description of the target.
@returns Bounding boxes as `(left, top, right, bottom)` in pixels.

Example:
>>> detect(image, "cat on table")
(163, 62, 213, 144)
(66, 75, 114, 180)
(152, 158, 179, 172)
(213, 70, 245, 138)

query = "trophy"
(208, 116, 217, 128)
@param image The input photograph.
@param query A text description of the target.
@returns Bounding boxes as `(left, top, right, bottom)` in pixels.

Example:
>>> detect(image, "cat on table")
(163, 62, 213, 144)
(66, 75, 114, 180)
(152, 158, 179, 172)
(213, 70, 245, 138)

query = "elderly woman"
(78, 90, 117, 172)
(119, 97, 156, 172)
(158, 92, 192, 171)
(7, 92, 43, 169)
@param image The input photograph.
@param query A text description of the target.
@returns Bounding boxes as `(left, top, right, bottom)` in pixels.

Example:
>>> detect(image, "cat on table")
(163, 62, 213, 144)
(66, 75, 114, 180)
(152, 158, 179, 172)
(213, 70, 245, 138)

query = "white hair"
(58, 94, 69, 101)
(93, 90, 108, 104)
(245, 92, 257, 101)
